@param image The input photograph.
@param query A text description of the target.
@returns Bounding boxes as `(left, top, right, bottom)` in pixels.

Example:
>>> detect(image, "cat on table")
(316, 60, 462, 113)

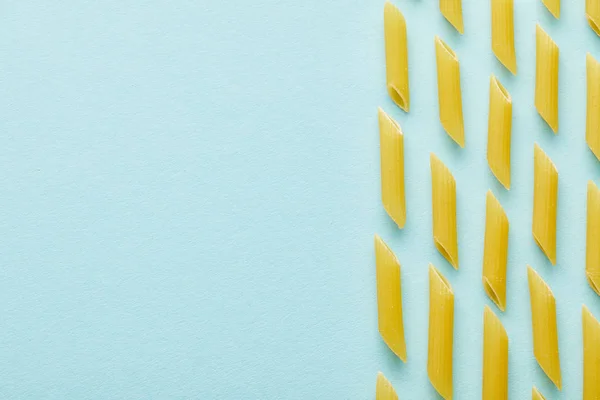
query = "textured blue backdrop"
(0, 0, 599, 398)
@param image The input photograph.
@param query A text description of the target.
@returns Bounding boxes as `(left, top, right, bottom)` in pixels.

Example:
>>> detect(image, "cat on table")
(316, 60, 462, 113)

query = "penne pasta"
(435, 36, 465, 148)
(587, 0, 600, 36)
(482, 190, 509, 311)
(378, 108, 406, 228)
(383, 2, 410, 112)
(587, 53, 600, 161)
(587, 181, 600, 296)
(487, 75, 512, 189)
(535, 25, 559, 133)
(541, 0, 560, 19)
(428, 264, 454, 400)
(527, 266, 562, 390)
(532, 387, 546, 400)
(439, 0, 464, 33)
(583, 305, 600, 400)
(430, 153, 459, 269)
(532, 144, 558, 265)
(376, 371, 399, 400)
(482, 305, 508, 400)
(491, 0, 517, 74)
(374, 234, 407, 361)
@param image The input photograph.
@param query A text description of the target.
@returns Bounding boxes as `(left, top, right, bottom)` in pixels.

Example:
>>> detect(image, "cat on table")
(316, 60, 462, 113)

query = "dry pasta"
(376, 372, 399, 400)
(439, 0, 464, 33)
(383, 2, 410, 112)
(374, 234, 407, 361)
(491, 0, 516, 74)
(482, 190, 509, 311)
(583, 305, 600, 400)
(428, 264, 454, 400)
(378, 108, 406, 229)
(587, 53, 600, 161)
(535, 25, 559, 134)
(532, 143, 558, 265)
(435, 36, 465, 148)
(587, 0, 600, 36)
(587, 181, 600, 296)
(430, 153, 459, 269)
(542, 0, 560, 18)
(482, 305, 508, 400)
(532, 387, 546, 400)
(527, 266, 562, 390)
(487, 75, 512, 189)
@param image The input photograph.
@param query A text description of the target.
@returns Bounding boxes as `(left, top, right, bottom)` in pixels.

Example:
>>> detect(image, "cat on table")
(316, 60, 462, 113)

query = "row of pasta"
(385, 2, 600, 163)
(374, 234, 600, 399)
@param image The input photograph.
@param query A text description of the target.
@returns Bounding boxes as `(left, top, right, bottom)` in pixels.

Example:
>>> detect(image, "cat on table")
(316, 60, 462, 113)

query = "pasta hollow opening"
(492, 77, 511, 102)
(431, 264, 453, 292)
(388, 85, 408, 112)
(533, 232, 554, 265)
(434, 239, 457, 270)
(588, 15, 600, 36)
(483, 277, 503, 311)
(587, 272, 600, 296)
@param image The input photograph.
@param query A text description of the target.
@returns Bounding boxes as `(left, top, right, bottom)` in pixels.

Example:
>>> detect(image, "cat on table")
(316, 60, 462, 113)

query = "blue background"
(0, 0, 599, 398)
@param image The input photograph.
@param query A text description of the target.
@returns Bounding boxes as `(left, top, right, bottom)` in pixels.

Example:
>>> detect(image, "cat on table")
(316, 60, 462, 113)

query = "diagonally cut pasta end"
(586, 271, 600, 296)
(434, 237, 458, 269)
(532, 386, 547, 400)
(429, 263, 454, 294)
(588, 14, 600, 36)
(387, 84, 409, 112)
(532, 231, 557, 265)
(435, 36, 458, 61)
(483, 277, 505, 311)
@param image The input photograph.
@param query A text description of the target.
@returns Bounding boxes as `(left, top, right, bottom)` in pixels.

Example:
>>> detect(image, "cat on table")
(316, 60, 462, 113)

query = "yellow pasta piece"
(430, 153, 459, 269)
(532, 387, 546, 400)
(374, 234, 407, 361)
(378, 108, 406, 228)
(527, 266, 562, 390)
(535, 25, 559, 133)
(587, 181, 600, 295)
(435, 36, 465, 148)
(428, 264, 454, 400)
(383, 2, 410, 112)
(482, 305, 508, 400)
(439, 0, 464, 33)
(583, 305, 600, 400)
(532, 144, 558, 265)
(487, 76, 512, 189)
(376, 372, 399, 400)
(491, 0, 516, 74)
(587, 0, 600, 35)
(587, 53, 600, 161)
(482, 191, 509, 311)
(542, 0, 560, 18)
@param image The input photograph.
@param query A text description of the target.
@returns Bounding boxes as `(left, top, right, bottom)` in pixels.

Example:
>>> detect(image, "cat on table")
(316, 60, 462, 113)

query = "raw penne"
(482, 305, 508, 400)
(491, 0, 516, 74)
(435, 36, 465, 148)
(587, 0, 600, 36)
(428, 264, 454, 400)
(583, 305, 600, 400)
(532, 387, 546, 400)
(440, 0, 464, 33)
(535, 25, 559, 133)
(374, 234, 407, 361)
(430, 153, 459, 269)
(542, 0, 560, 18)
(383, 2, 410, 112)
(587, 181, 600, 296)
(482, 190, 509, 311)
(532, 144, 558, 265)
(487, 75, 512, 189)
(527, 266, 562, 390)
(378, 108, 406, 228)
(587, 53, 600, 161)
(376, 372, 399, 400)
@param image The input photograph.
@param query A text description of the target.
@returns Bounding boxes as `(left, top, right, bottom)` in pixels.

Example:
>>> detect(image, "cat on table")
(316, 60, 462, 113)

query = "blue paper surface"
(0, 0, 600, 398)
